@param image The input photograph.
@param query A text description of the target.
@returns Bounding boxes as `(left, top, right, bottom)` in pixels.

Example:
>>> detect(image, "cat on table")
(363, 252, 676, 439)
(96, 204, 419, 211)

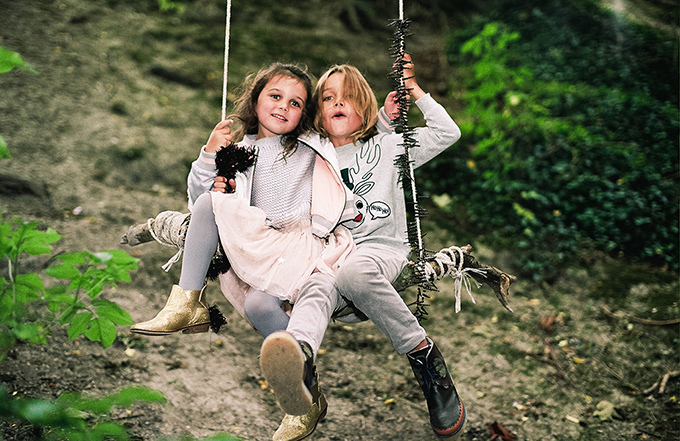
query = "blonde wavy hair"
(313, 65, 378, 144)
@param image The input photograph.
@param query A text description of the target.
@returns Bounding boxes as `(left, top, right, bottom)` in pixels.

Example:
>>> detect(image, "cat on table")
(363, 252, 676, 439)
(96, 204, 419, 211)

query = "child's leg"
(243, 289, 290, 338)
(178, 192, 219, 290)
(336, 245, 465, 438)
(130, 192, 217, 335)
(259, 274, 337, 423)
(287, 272, 339, 356)
(334, 245, 426, 355)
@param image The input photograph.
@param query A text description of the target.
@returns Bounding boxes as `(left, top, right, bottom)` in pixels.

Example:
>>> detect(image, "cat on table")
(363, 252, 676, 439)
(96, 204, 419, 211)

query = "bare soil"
(1, 1, 678, 440)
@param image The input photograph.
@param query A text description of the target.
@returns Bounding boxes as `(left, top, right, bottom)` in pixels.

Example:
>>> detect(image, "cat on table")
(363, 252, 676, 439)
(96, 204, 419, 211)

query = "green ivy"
(427, 1, 678, 277)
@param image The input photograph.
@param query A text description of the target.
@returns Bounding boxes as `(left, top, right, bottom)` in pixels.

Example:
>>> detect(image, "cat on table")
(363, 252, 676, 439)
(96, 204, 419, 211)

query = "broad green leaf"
(45, 262, 81, 280)
(85, 316, 117, 348)
(0, 47, 27, 73)
(19, 400, 61, 424)
(115, 387, 166, 406)
(56, 252, 87, 265)
(76, 396, 114, 414)
(90, 421, 128, 438)
(67, 312, 94, 340)
(12, 322, 46, 344)
(18, 230, 60, 255)
(14, 273, 44, 302)
(93, 299, 133, 325)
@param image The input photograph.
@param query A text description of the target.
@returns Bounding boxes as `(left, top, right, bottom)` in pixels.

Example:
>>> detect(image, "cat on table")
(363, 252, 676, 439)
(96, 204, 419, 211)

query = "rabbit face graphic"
(340, 143, 391, 230)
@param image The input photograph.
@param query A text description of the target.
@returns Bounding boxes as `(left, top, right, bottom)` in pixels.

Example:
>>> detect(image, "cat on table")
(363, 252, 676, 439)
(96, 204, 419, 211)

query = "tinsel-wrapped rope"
(389, 17, 432, 322)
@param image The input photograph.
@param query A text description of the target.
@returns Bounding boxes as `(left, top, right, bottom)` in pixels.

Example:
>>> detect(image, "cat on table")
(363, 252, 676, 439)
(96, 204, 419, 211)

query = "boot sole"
(434, 400, 466, 439)
(260, 331, 313, 416)
(130, 322, 210, 336)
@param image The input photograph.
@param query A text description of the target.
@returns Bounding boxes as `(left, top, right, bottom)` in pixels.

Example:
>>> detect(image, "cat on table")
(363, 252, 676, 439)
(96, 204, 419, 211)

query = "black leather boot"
(407, 338, 466, 438)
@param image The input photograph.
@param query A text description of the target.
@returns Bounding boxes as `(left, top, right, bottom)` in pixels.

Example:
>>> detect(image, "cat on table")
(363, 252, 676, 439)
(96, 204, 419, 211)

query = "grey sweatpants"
(288, 243, 427, 356)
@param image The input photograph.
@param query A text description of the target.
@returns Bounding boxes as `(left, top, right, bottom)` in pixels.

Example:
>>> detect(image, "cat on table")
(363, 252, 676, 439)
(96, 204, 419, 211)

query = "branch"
(122, 212, 516, 312)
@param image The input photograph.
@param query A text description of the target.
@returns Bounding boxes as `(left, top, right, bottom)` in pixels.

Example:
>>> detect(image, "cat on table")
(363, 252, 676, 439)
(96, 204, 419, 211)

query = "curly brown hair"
(229, 63, 315, 158)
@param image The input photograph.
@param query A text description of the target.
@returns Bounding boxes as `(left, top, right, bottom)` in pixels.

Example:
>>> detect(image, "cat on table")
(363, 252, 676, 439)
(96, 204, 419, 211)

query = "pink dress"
(211, 136, 354, 318)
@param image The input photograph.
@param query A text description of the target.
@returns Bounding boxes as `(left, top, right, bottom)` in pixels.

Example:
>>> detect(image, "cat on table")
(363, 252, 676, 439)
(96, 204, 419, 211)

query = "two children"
(258, 58, 466, 440)
(131, 63, 355, 341)
(131, 57, 466, 440)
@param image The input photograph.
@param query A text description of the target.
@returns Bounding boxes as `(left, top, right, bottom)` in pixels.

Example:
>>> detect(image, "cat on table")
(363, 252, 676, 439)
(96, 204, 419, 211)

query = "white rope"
(145, 211, 190, 272)
(417, 246, 486, 313)
(221, 0, 232, 121)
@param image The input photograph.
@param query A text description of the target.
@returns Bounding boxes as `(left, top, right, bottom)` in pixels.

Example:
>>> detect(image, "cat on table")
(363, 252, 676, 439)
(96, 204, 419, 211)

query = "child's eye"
(271, 94, 281, 99)
(322, 96, 333, 102)
(290, 100, 301, 108)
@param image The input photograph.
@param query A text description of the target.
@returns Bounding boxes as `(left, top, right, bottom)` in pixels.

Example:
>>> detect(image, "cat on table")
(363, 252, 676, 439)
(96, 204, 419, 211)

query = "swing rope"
(389, 6, 433, 322)
(221, 0, 232, 121)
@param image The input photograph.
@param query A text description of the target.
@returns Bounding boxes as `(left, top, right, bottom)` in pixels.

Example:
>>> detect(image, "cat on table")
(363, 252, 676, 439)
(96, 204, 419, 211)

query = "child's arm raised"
(397, 54, 461, 167)
(205, 119, 234, 154)
(187, 120, 234, 209)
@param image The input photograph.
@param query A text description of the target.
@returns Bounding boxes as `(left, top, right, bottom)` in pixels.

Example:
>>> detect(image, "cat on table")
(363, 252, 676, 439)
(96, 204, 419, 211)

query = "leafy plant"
(0, 385, 165, 441)
(0, 215, 138, 359)
(1, 46, 36, 160)
(427, 0, 679, 277)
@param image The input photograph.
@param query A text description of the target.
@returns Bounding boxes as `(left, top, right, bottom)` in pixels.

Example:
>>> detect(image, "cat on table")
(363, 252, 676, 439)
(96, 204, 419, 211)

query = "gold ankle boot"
(130, 285, 210, 335)
(272, 385, 327, 441)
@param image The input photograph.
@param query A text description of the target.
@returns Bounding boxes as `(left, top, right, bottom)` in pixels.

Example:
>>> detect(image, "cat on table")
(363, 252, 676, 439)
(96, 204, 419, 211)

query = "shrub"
(424, 1, 678, 277)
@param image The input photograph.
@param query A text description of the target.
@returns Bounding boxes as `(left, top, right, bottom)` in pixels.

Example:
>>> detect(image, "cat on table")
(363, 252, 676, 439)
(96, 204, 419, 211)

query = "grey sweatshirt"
(334, 93, 461, 257)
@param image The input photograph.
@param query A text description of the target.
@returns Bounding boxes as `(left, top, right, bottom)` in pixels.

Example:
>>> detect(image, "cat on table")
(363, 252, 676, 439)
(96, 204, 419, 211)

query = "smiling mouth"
(272, 113, 288, 122)
(353, 213, 363, 222)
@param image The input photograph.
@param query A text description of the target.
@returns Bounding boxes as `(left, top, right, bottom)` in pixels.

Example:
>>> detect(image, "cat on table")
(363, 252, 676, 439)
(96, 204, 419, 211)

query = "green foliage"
(0, 135, 8, 159)
(157, 0, 185, 14)
(0, 385, 165, 441)
(0, 46, 36, 74)
(431, 0, 679, 277)
(1, 46, 37, 160)
(0, 213, 138, 359)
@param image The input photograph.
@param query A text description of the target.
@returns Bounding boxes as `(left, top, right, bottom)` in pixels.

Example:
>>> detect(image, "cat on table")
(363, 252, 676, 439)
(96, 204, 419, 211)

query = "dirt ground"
(1, 1, 678, 440)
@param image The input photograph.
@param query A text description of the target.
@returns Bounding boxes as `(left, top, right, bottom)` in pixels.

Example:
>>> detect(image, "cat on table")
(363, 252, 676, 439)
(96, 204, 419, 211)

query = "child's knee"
(244, 291, 280, 321)
(194, 192, 213, 212)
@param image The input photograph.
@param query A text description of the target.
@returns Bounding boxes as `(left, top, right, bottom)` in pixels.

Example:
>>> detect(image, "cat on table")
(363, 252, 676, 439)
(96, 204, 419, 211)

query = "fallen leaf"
(540, 315, 556, 333)
(488, 421, 516, 441)
(593, 400, 621, 421)
(566, 415, 581, 424)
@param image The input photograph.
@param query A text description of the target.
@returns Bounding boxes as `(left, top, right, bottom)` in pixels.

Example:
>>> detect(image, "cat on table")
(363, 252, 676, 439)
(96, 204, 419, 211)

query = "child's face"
(321, 72, 362, 147)
(256, 75, 307, 139)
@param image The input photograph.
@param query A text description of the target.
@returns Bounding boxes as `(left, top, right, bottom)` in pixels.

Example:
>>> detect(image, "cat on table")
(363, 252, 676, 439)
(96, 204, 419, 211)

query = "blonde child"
(258, 56, 466, 440)
(130, 63, 355, 340)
